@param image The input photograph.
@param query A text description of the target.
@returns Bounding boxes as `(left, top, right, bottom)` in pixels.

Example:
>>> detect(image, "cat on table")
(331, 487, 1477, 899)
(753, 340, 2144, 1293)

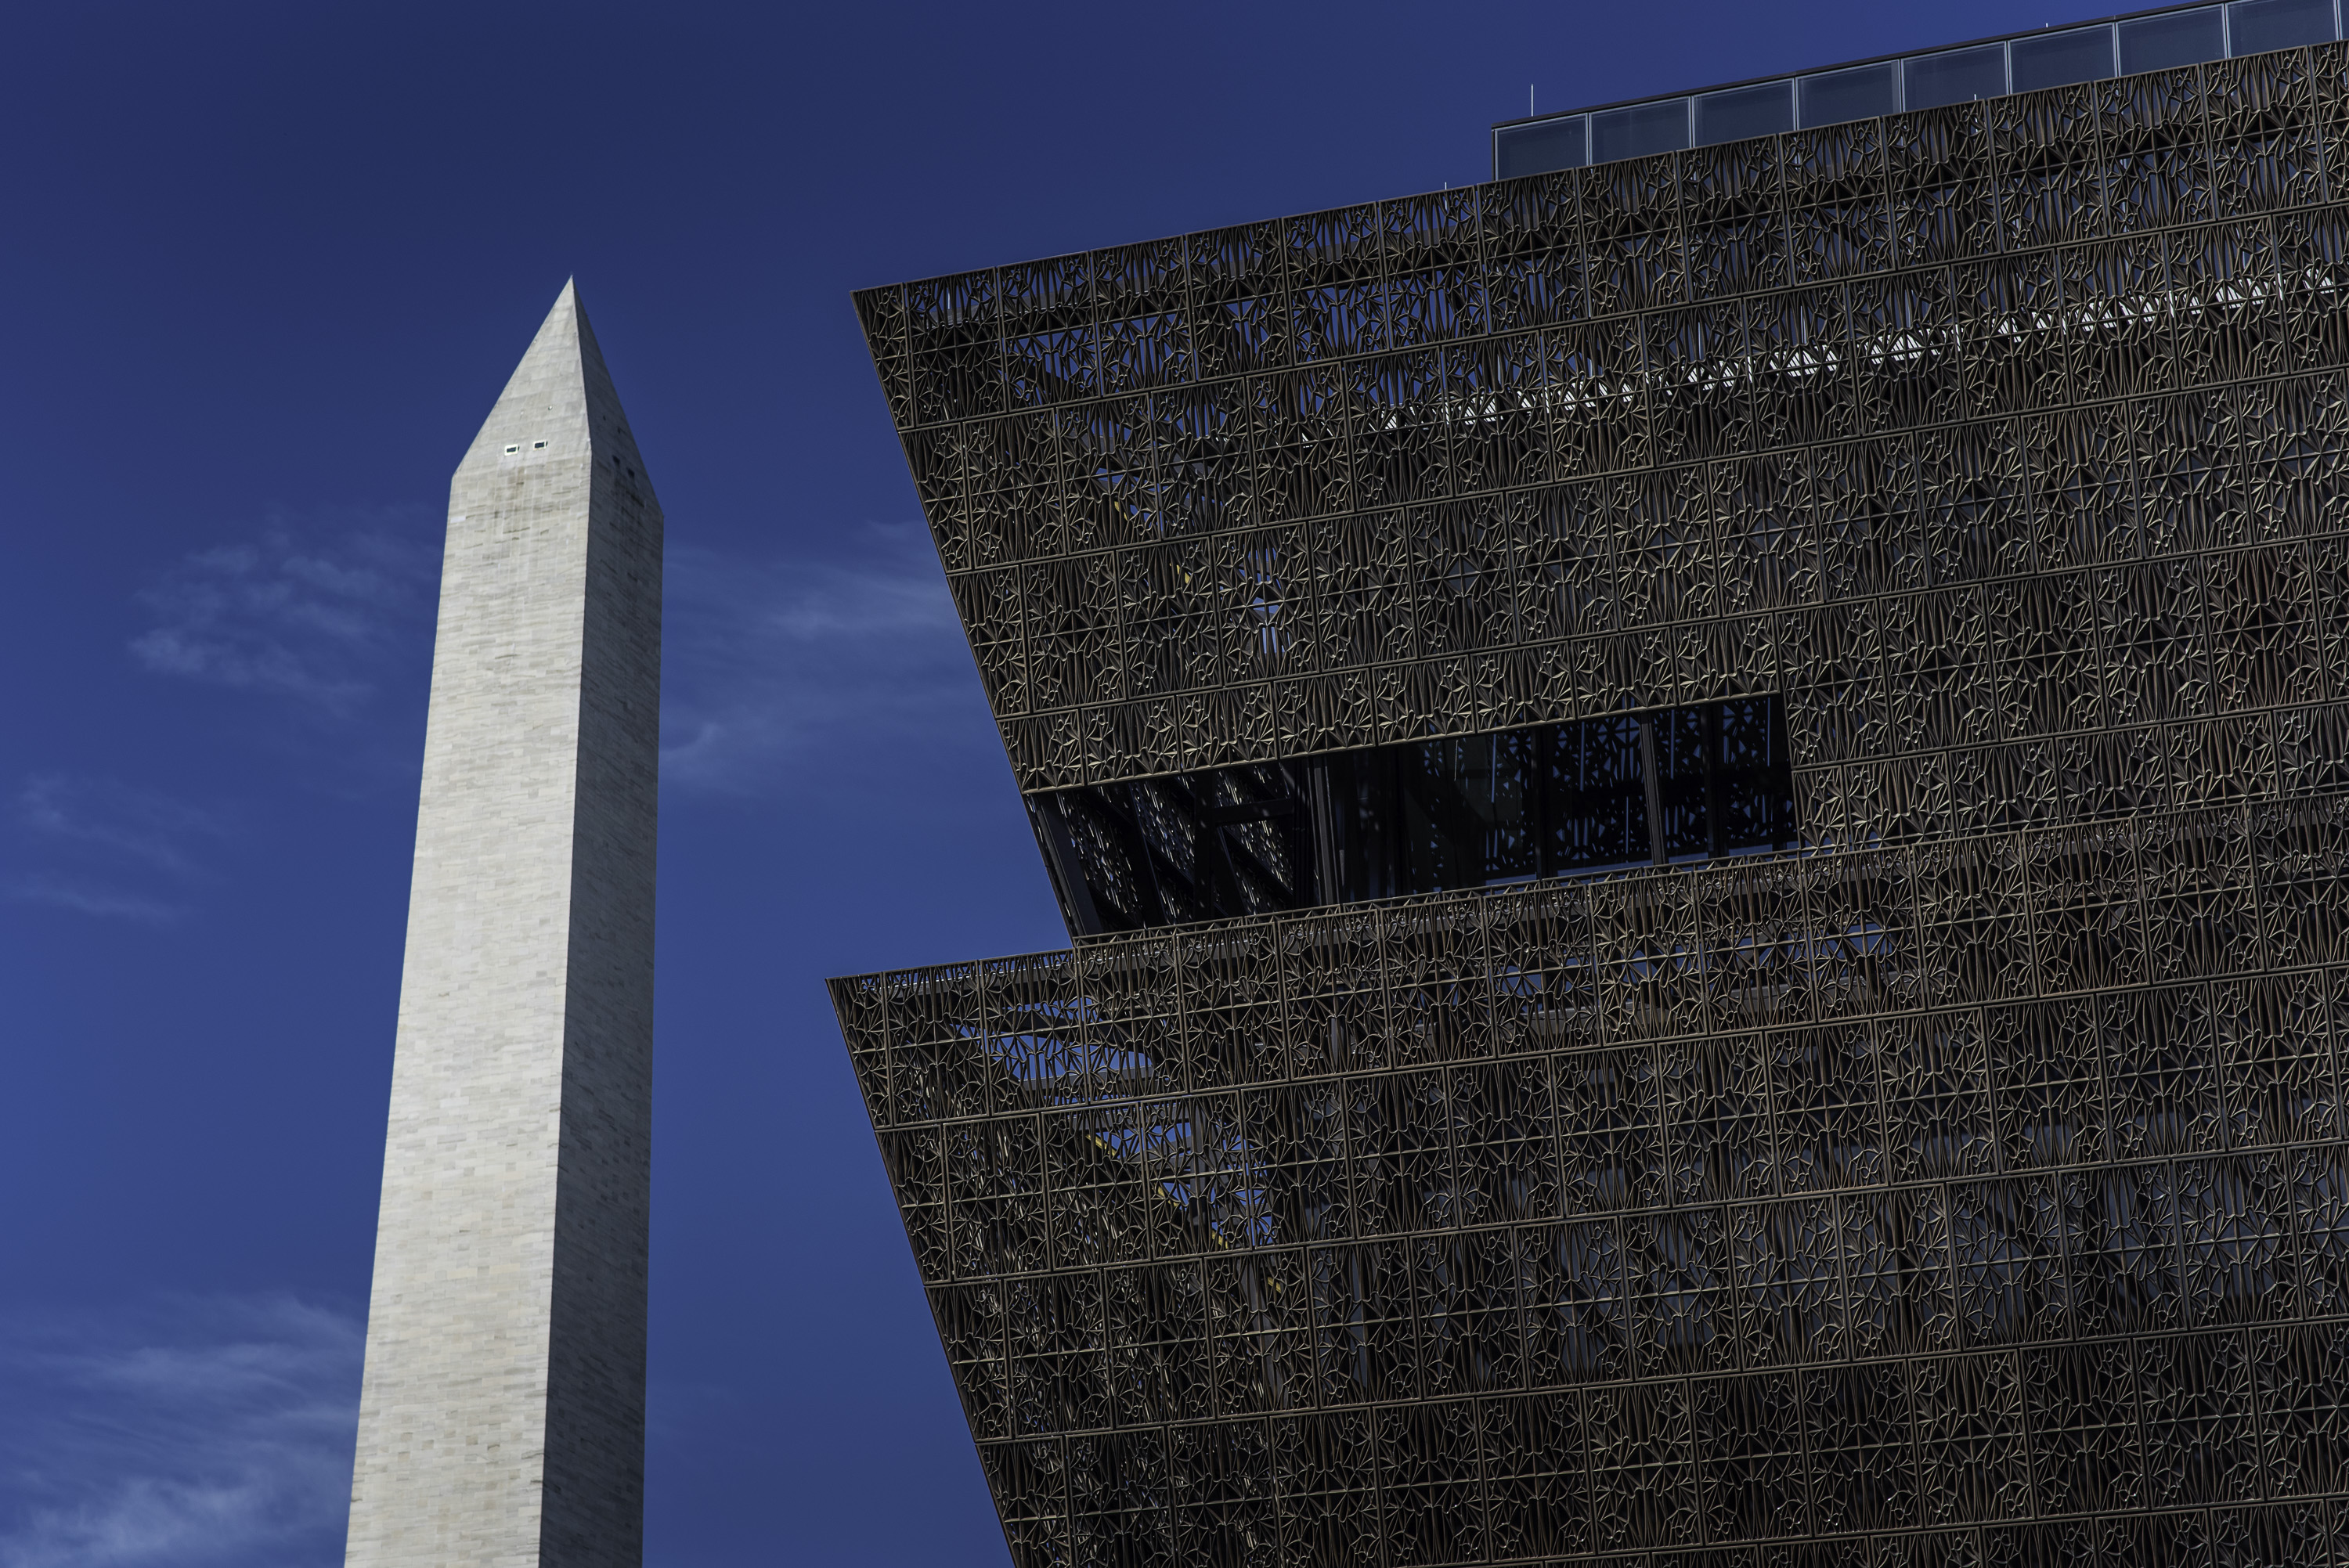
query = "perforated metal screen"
(837, 41, 2349, 1568)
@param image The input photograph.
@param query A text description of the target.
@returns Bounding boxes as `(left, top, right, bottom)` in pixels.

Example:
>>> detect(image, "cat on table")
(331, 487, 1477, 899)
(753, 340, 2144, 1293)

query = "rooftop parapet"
(1494, 0, 2344, 178)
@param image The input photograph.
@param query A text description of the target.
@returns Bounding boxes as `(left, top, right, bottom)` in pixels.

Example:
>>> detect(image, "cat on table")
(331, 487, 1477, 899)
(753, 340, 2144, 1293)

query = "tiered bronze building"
(835, 4, 2349, 1561)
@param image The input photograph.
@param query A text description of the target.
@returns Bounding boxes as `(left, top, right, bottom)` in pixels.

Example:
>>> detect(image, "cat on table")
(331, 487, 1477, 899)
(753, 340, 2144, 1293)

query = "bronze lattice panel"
(857, 45, 2349, 823)
(833, 32, 2349, 1568)
(835, 803, 2349, 1563)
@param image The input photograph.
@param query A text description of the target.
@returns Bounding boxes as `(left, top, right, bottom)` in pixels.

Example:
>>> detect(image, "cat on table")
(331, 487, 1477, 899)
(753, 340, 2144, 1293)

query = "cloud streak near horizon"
(659, 523, 999, 794)
(128, 517, 438, 717)
(124, 512, 990, 800)
(0, 1296, 362, 1568)
(17, 777, 224, 880)
(5, 776, 232, 925)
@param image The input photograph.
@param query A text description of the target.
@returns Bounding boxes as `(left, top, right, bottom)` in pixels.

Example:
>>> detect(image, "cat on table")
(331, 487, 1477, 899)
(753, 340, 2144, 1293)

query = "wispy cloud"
(0, 1296, 361, 1568)
(124, 513, 994, 796)
(3, 876, 183, 925)
(5, 776, 227, 923)
(17, 777, 223, 879)
(128, 516, 437, 717)
(661, 523, 998, 793)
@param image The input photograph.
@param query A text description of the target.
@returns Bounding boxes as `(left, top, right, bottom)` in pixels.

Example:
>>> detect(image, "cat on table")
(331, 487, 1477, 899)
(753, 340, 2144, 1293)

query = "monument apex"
(346, 281, 662, 1568)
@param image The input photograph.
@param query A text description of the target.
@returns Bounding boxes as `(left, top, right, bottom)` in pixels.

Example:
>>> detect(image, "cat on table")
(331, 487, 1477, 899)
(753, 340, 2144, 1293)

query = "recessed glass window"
(1905, 44, 2008, 109)
(1798, 63, 1899, 128)
(2228, 0, 2339, 54)
(1696, 81, 1795, 144)
(2012, 24, 2116, 92)
(1592, 99, 1691, 161)
(2120, 7, 2226, 70)
(1496, 116, 1588, 178)
(1035, 698, 1799, 934)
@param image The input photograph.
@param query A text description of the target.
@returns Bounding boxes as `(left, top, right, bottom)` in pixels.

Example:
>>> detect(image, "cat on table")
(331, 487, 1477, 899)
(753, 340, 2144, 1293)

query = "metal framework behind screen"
(835, 30, 2349, 1568)
(1034, 695, 1796, 935)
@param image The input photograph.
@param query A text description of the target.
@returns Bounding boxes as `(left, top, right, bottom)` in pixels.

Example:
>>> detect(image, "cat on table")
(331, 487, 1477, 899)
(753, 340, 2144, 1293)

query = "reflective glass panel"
(1696, 81, 1795, 144)
(2120, 8, 2226, 71)
(2012, 24, 2116, 92)
(1905, 44, 2008, 110)
(1592, 99, 1691, 161)
(1497, 117, 1589, 179)
(2228, 0, 2339, 53)
(1798, 63, 1899, 128)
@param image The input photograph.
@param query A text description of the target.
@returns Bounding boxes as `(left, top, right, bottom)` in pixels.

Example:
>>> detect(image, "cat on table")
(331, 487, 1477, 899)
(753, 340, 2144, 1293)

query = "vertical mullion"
(1535, 725, 1555, 879)
(1390, 745, 1408, 897)
(1770, 695, 1793, 852)
(1640, 714, 1667, 866)
(1037, 795, 1104, 935)
(1307, 759, 1343, 907)
(1124, 781, 1175, 927)
(1705, 705, 1724, 860)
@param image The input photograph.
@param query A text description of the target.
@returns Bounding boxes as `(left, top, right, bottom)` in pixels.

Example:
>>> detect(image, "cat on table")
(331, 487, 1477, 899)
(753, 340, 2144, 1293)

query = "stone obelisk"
(346, 281, 662, 1568)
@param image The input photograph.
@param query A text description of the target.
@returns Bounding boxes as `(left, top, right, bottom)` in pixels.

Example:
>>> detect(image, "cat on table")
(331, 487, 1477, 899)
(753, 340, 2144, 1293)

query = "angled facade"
(836, 9, 2349, 1564)
(347, 283, 662, 1568)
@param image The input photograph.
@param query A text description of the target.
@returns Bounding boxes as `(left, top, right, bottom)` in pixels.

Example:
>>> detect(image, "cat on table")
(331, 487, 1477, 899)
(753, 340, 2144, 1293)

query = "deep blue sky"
(0, 2, 2116, 1563)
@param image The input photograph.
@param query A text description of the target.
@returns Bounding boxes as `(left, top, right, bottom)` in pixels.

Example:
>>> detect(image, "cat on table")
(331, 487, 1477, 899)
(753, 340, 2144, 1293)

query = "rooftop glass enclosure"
(1493, 0, 2344, 178)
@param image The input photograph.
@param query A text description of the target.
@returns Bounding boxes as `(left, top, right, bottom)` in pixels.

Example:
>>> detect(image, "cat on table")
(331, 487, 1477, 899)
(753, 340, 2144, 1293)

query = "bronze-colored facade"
(836, 20, 2349, 1566)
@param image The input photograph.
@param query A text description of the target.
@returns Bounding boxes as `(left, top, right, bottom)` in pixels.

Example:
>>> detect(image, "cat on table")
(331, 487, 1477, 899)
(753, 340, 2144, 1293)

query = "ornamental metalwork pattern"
(835, 804, 2349, 1565)
(833, 27, 2349, 1568)
(857, 44, 2349, 827)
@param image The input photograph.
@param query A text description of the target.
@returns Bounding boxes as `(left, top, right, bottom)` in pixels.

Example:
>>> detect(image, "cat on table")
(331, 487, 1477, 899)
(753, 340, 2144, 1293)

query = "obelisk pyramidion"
(346, 281, 662, 1568)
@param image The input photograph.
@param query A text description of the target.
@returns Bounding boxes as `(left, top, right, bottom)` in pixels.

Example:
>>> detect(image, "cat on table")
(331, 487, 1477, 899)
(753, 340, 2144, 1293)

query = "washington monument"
(345, 282, 662, 1567)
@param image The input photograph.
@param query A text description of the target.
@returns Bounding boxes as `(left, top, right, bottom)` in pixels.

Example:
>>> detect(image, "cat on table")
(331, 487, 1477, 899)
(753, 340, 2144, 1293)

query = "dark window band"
(1033, 694, 1797, 936)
